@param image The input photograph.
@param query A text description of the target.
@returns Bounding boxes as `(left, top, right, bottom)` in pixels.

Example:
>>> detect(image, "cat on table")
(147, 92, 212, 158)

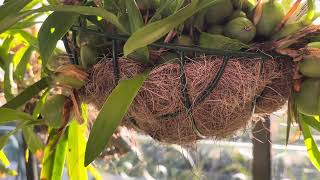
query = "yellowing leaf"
(67, 104, 88, 180)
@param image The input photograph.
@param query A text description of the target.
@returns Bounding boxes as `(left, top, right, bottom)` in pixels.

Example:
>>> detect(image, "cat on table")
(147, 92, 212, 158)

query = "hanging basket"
(72, 26, 320, 144)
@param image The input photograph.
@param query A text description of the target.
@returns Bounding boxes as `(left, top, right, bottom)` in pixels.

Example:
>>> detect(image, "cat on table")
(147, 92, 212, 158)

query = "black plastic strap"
(112, 40, 120, 85)
(179, 51, 192, 110)
(194, 56, 229, 106)
(178, 51, 206, 139)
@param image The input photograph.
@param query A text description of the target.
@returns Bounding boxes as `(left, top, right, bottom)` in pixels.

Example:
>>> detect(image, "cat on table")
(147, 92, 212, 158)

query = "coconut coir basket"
(73, 26, 320, 145)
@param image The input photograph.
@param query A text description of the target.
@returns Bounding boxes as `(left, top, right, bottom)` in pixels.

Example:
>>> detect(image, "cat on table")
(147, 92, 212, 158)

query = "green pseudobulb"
(299, 53, 320, 78)
(256, 1, 285, 38)
(224, 17, 256, 43)
(295, 79, 320, 116)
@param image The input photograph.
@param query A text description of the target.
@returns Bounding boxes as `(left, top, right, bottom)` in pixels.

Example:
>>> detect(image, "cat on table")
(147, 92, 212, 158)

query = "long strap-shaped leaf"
(304, 0, 315, 25)
(15, 46, 34, 81)
(0, 108, 35, 124)
(0, 5, 127, 34)
(4, 56, 15, 101)
(22, 126, 44, 154)
(0, 151, 10, 167)
(85, 71, 149, 166)
(0, 0, 31, 22)
(67, 104, 88, 180)
(125, 0, 149, 63)
(2, 77, 52, 109)
(38, 12, 79, 66)
(300, 113, 320, 171)
(302, 115, 320, 132)
(40, 129, 68, 180)
(123, 0, 219, 56)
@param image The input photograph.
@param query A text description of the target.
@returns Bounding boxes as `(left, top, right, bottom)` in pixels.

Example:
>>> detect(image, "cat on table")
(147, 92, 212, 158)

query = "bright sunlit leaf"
(300, 113, 320, 171)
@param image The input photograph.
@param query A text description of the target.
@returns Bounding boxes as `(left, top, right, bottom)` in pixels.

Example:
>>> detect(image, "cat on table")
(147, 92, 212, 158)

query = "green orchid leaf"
(85, 71, 149, 166)
(67, 104, 88, 180)
(2, 77, 52, 109)
(123, 0, 219, 56)
(125, 0, 150, 63)
(303, 115, 320, 132)
(22, 126, 44, 154)
(0, 108, 35, 124)
(32, 88, 50, 119)
(40, 129, 68, 180)
(0, 150, 10, 167)
(199, 33, 249, 50)
(4, 56, 15, 101)
(0, 5, 127, 34)
(15, 47, 34, 81)
(0, 0, 31, 22)
(38, 12, 79, 66)
(300, 113, 320, 171)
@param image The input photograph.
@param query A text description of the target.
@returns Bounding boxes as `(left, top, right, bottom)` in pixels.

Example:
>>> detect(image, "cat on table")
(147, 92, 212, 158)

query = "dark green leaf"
(85, 71, 149, 166)
(0, 108, 35, 124)
(199, 33, 249, 50)
(9, 20, 42, 30)
(124, 0, 219, 56)
(15, 47, 34, 81)
(22, 126, 44, 154)
(0, 5, 127, 34)
(2, 77, 52, 109)
(38, 12, 79, 66)
(124, 1, 197, 56)
(0, 0, 31, 22)
(300, 113, 320, 171)
(149, 0, 172, 23)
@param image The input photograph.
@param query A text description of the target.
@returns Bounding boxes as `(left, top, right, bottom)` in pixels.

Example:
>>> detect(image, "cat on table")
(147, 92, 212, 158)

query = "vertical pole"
(23, 139, 39, 180)
(252, 116, 271, 180)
